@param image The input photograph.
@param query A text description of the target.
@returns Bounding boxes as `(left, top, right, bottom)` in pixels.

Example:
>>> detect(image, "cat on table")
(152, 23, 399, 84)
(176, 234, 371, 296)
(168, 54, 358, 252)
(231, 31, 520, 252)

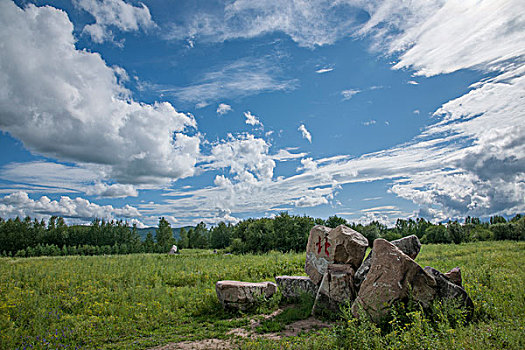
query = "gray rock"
(354, 235, 421, 289)
(168, 245, 178, 255)
(215, 280, 277, 311)
(318, 264, 356, 305)
(305, 225, 368, 285)
(275, 276, 317, 299)
(424, 267, 473, 319)
(352, 239, 436, 322)
(444, 267, 462, 287)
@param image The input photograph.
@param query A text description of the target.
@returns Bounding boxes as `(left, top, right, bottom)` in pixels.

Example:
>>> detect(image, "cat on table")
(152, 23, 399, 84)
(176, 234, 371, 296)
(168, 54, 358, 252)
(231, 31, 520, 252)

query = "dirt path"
(150, 310, 332, 350)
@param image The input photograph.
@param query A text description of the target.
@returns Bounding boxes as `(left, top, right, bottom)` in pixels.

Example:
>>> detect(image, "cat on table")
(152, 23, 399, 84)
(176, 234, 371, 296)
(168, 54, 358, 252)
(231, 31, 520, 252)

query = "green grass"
(0, 241, 524, 349)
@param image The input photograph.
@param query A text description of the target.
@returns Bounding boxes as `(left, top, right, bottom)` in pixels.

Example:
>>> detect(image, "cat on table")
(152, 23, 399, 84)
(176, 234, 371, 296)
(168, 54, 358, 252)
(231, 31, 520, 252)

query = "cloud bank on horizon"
(0, 0, 523, 227)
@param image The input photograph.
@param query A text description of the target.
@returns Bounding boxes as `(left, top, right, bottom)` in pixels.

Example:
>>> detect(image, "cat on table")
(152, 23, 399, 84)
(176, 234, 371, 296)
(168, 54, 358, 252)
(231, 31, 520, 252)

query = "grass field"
(0, 241, 524, 349)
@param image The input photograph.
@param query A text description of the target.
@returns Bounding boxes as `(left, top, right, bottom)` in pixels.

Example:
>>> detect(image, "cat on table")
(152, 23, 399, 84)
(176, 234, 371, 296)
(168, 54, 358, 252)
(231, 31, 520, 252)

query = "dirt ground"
(150, 309, 332, 350)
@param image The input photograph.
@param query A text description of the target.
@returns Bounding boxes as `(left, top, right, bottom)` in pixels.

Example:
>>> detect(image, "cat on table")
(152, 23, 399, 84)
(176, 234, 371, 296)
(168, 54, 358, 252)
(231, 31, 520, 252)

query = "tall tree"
(155, 217, 173, 252)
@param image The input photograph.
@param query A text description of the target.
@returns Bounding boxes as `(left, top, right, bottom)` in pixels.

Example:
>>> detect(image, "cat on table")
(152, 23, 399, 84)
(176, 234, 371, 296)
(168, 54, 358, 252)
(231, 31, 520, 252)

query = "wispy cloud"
(168, 58, 296, 105)
(74, 0, 156, 44)
(316, 67, 334, 74)
(341, 89, 361, 100)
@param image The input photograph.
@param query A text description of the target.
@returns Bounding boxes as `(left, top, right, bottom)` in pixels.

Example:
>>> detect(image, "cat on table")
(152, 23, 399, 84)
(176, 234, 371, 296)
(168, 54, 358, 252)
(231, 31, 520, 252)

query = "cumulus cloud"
(85, 183, 138, 198)
(216, 103, 232, 115)
(298, 124, 312, 143)
(244, 111, 263, 127)
(341, 89, 361, 100)
(202, 134, 275, 182)
(169, 58, 296, 105)
(74, 0, 156, 43)
(0, 191, 140, 220)
(0, 1, 199, 185)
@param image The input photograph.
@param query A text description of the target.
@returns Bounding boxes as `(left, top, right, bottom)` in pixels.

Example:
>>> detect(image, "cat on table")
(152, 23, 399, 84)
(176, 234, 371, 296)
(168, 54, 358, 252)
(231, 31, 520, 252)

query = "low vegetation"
(0, 241, 523, 349)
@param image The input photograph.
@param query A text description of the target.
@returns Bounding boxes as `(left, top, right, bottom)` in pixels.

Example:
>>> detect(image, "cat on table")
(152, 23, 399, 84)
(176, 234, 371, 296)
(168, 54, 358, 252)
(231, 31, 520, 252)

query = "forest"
(0, 212, 523, 257)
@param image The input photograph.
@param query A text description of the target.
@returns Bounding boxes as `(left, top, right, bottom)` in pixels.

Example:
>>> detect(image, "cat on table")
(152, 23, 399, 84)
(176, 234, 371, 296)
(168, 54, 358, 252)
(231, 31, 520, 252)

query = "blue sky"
(0, 0, 523, 227)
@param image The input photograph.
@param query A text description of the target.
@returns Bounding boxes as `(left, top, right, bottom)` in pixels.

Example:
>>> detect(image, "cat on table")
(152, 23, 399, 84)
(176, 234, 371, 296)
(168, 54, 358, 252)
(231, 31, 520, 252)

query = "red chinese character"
(315, 235, 331, 256)
(316, 236, 322, 254)
(324, 239, 331, 257)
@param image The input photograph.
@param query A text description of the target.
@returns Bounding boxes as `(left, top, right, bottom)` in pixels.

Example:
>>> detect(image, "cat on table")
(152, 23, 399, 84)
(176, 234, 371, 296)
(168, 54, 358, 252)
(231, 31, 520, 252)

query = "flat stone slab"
(275, 276, 317, 299)
(216, 281, 277, 311)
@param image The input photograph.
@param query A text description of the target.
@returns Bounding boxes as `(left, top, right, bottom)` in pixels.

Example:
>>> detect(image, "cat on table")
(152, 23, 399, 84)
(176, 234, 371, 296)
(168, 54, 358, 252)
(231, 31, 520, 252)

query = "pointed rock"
(424, 267, 473, 319)
(444, 267, 462, 287)
(352, 239, 436, 322)
(354, 235, 421, 289)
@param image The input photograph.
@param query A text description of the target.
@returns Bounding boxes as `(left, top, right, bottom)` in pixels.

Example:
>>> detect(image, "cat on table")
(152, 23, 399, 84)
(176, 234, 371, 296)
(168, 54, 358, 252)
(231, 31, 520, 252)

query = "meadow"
(0, 241, 523, 349)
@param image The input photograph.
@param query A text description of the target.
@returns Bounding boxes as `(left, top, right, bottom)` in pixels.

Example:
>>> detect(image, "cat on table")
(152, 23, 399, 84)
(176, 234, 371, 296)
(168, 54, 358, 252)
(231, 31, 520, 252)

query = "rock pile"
(216, 224, 473, 322)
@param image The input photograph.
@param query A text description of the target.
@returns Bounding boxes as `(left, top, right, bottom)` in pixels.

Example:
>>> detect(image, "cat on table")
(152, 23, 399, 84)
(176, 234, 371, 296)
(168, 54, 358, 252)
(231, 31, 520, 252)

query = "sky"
(0, 0, 524, 228)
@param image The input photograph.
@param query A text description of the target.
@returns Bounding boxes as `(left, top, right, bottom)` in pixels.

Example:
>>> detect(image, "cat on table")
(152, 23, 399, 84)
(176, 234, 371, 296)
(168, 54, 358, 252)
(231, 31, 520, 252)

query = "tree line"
(1, 213, 524, 257)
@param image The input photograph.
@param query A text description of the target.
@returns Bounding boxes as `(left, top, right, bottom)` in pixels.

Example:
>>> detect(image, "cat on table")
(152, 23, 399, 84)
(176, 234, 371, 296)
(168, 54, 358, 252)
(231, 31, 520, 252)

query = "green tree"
(155, 217, 173, 252)
(210, 222, 232, 249)
(178, 227, 189, 249)
(325, 215, 348, 228)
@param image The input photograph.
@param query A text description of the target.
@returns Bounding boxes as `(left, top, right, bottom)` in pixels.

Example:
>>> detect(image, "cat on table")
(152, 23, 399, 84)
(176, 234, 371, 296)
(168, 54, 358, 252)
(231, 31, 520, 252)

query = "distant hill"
(136, 226, 195, 241)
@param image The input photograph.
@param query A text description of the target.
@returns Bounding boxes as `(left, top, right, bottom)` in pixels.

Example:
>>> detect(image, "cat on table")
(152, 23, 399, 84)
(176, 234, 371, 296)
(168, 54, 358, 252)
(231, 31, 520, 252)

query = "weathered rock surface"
(275, 276, 317, 299)
(424, 267, 473, 318)
(444, 267, 462, 287)
(215, 281, 277, 311)
(318, 264, 356, 305)
(305, 225, 368, 284)
(351, 239, 436, 322)
(354, 235, 422, 289)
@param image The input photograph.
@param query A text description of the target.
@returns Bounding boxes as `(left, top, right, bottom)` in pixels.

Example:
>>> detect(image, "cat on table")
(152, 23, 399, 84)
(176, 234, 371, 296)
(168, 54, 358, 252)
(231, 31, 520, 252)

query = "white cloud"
(74, 0, 156, 43)
(1, 162, 98, 193)
(85, 183, 138, 198)
(0, 1, 199, 185)
(216, 103, 233, 115)
(298, 124, 312, 143)
(362, 120, 376, 126)
(166, 0, 369, 48)
(169, 58, 296, 105)
(202, 134, 275, 182)
(413, 110, 420, 115)
(244, 111, 263, 127)
(341, 89, 361, 100)
(0, 191, 140, 220)
(407, 80, 419, 85)
(359, 0, 524, 77)
(316, 67, 334, 74)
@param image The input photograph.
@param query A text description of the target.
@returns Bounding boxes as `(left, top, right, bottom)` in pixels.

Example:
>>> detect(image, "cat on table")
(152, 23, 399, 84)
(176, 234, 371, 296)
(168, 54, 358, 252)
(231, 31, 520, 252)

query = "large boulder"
(354, 235, 421, 289)
(275, 276, 317, 299)
(305, 225, 368, 284)
(216, 281, 277, 311)
(352, 239, 436, 322)
(318, 264, 356, 305)
(424, 267, 473, 319)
